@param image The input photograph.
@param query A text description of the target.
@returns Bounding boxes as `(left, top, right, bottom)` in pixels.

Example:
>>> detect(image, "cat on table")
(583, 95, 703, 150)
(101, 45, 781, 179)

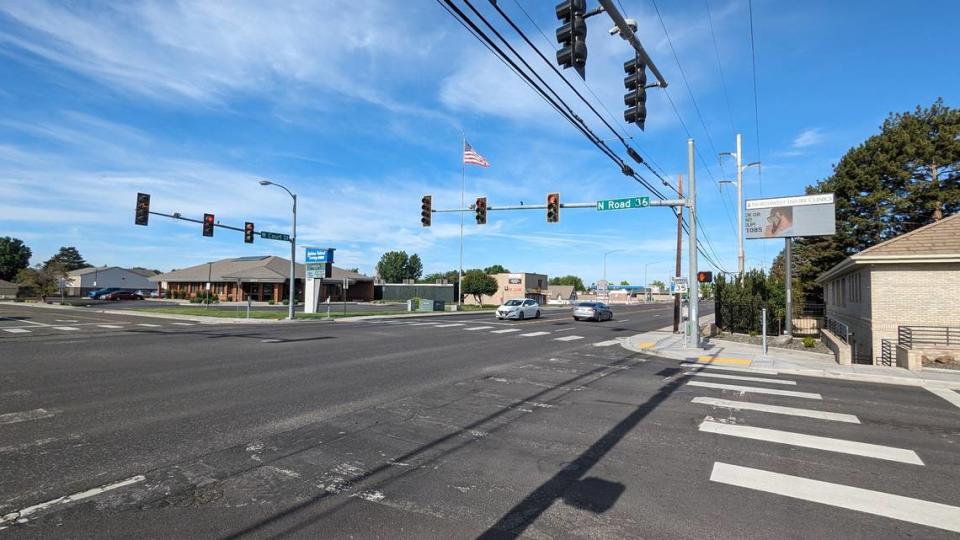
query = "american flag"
(463, 141, 490, 167)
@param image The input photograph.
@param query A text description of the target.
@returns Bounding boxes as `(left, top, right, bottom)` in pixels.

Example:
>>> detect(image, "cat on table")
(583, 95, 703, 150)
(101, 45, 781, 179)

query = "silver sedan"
(572, 301, 613, 322)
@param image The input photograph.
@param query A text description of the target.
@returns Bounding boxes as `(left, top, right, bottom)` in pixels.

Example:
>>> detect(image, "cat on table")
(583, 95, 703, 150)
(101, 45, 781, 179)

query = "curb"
(3, 301, 280, 324)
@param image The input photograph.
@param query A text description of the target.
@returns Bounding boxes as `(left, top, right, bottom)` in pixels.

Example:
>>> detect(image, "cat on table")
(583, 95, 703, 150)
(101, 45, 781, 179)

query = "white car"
(496, 298, 541, 320)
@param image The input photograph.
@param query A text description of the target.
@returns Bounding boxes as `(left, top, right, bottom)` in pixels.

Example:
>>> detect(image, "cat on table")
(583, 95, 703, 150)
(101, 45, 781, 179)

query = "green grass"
(132, 307, 409, 319)
(457, 304, 498, 311)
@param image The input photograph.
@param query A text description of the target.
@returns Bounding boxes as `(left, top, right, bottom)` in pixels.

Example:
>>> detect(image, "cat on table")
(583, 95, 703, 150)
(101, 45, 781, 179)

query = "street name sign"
(260, 231, 291, 242)
(596, 197, 650, 211)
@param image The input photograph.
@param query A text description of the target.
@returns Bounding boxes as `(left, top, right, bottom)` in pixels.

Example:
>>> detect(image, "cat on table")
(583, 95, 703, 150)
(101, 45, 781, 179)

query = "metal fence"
(824, 317, 850, 343)
(879, 338, 893, 366)
(898, 326, 960, 350)
(714, 302, 779, 336)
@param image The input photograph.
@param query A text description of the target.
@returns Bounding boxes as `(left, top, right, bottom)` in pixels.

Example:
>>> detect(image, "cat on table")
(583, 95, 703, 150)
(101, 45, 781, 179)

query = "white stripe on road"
(464, 326, 494, 331)
(555, 335, 584, 342)
(687, 381, 822, 400)
(593, 339, 622, 347)
(136, 324, 161, 327)
(0, 317, 47, 327)
(699, 420, 923, 465)
(434, 323, 465, 328)
(170, 322, 195, 326)
(681, 362, 778, 375)
(0, 408, 59, 426)
(97, 325, 123, 329)
(685, 371, 796, 386)
(2, 328, 30, 334)
(52, 326, 79, 331)
(926, 387, 960, 410)
(54, 319, 78, 323)
(710, 462, 960, 533)
(0, 475, 146, 526)
(520, 331, 551, 337)
(490, 329, 520, 334)
(692, 397, 860, 424)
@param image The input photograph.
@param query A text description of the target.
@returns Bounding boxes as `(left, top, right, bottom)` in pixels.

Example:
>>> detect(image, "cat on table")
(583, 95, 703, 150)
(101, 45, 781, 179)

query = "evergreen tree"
(44, 246, 90, 272)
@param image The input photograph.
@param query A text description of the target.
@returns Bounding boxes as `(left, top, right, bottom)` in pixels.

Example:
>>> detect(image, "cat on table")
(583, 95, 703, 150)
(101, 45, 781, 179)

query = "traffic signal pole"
(596, 0, 668, 88)
(687, 138, 700, 348)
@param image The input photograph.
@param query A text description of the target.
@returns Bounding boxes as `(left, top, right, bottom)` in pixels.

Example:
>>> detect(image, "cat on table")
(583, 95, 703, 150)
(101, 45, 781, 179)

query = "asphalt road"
(1, 302, 959, 538)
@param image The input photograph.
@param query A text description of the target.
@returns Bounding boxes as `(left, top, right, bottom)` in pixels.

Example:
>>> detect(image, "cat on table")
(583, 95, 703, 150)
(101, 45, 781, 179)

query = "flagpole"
(458, 135, 465, 308)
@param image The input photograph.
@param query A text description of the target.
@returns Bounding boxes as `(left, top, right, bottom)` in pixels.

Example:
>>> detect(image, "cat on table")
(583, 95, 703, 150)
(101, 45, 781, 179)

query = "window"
(849, 272, 861, 303)
(840, 278, 847, 307)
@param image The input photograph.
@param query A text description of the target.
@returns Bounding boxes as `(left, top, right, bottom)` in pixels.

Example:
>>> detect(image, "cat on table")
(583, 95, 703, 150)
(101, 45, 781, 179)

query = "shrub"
(410, 297, 421, 310)
(748, 330, 758, 337)
(802, 336, 816, 348)
(282, 299, 289, 305)
(268, 300, 275, 305)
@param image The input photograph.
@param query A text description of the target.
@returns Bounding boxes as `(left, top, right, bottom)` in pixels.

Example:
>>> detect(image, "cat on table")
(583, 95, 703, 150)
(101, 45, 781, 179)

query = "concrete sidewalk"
(623, 327, 960, 391)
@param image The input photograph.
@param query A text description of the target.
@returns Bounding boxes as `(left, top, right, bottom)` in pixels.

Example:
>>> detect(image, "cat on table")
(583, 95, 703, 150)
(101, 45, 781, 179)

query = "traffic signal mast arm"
(146, 209, 249, 233)
(595, 0, 668, 88)
(429, 198, 685, 212)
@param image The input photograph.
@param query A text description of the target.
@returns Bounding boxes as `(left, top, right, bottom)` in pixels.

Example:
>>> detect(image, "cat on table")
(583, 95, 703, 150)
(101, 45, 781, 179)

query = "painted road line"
(464, 326, 494, 331)
(699, 420, 923, 465)
(692, 397, 860, 424)
(2, 328, 30, 334)
(169, 322, 195, 326)
(0, 408, 59, 426)
(491, 329, 521, 334)
(686, 381, 822, 400)
(52, 326, 80, 331)
(593, 339, 622, 347)
(96, 325, 124, 329)
(926, 387, 960, 410)
(0, 475, 146, 526)
(434, 323, 465, 328)
(555, 335, 584, 342)
(520, 331, 551, 337)
(406, 322, 439, 326)
(710, 462, 960, 533)
(681, 362, 778, 375)
(0, 317, 48, 327)
(696, 355, 752, 366)
(54, 319, 78, 323)
(136, 323, 161, 328)
(685, 371, 797, 386)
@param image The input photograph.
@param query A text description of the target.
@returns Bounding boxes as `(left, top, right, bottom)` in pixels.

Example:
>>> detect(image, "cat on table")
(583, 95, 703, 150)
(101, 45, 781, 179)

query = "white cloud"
(791, 128, 824, 148)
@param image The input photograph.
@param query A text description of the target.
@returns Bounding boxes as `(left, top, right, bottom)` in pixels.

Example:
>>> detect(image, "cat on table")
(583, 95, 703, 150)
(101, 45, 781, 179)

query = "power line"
(748, 0, 763, 197)
(705, 0, 736, 138)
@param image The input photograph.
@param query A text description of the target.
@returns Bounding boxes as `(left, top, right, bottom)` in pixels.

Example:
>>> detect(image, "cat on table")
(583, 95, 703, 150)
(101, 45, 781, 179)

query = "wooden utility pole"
(673, 174, 684, 333)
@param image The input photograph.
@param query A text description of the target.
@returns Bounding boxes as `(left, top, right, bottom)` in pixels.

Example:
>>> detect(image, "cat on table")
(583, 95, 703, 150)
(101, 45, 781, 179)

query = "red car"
(102, 291, 144, 301)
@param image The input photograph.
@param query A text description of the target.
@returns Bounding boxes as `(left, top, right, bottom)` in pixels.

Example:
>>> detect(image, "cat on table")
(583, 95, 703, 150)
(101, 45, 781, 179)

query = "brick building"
(463, 272, 548, 306)
(816, 213, 960, 365)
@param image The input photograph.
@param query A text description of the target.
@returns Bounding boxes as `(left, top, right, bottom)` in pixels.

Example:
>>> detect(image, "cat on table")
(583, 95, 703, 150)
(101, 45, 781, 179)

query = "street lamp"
(720, 133, 761, 279)
(602, 249, 623, 299)
(259, 179, 297, 320)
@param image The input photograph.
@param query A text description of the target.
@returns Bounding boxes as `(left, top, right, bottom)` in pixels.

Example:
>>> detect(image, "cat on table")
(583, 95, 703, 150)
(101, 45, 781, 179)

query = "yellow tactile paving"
(695, 355, 753, 366)
(637, 342, 655, 349)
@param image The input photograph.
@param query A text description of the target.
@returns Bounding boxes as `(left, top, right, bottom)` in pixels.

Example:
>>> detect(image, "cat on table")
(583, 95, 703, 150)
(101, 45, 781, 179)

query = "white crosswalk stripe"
(687, 381, 822, 400)
(685, 371, 796, 386)
(926, 387, 960, 410)
(169, 322, 195, 326)
(464, 326, 494, 331)
(434, 323, 465, 328)
(490, 329, 520, 334)
(136, 324, 161, 328)
(710, 462, 960, 533)
(699, 420, 923, 465)
(692, 397, 860, 424)
(52, 326, 79, 331)
(681, 362, 778, 375)
(592, 339, 622, 347)
(555, 335, 583, 342)
(2, 328, 30, 334)
(520, 331, 550, 337)
(0, 408, 59, 425)
(406, 322, 439, 326)
(97, 325, 124, 329)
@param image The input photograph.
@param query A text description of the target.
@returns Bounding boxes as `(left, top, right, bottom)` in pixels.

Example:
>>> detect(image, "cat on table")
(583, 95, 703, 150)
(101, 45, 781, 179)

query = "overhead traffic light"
(421, 195, 432, 227)
(546, 192, 560, 223)
(475, 197, 487, 225)
(697, 271, 713, 283)
(202, 213, 215, 237)
(555, 0, 587, 79)
(134, 192, 150, 226)
(244, 222, 255, 243)
(624, 55, 648, 129)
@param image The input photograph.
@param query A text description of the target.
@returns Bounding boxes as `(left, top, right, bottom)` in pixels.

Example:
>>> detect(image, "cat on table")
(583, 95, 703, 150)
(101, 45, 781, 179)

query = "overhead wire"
(704, 0, 736, 139)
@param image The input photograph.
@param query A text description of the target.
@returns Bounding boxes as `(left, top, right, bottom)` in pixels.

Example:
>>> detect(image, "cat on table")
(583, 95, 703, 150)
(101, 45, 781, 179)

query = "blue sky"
(1, 0, 957, 286)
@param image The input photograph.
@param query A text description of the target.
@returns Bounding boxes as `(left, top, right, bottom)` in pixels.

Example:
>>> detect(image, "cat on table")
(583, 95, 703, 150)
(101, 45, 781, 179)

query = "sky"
(1, 0, 958, 287)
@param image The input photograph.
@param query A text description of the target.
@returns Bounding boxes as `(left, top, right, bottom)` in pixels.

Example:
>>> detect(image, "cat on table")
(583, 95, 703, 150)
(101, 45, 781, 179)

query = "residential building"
(816, 213, 960, 366)
(64, 266, 158, 296)
(153, 256, 374, 303)
(546, 285, 577, 304)
(463, 272, 548, 305)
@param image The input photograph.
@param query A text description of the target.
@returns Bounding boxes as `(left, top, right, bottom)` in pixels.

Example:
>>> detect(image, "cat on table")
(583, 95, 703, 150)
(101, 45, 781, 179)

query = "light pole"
(720, 133, 761, 279)
(259, 179, 297, 320)
(602, 249, 622, 300)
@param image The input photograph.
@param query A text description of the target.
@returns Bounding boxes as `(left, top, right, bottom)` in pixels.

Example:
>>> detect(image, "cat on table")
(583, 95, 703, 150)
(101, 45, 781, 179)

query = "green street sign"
(596, 197, 650, 211)
(260, 231, 291, 242)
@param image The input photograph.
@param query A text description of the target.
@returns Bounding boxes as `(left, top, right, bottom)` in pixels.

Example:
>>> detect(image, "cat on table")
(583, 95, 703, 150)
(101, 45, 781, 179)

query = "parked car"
(496, 298, 540, 320)
(102, 291, 144, 301)
(88, 287, 120, 299)
(573, 301, 613, 322)
(148, 290, 165, 298)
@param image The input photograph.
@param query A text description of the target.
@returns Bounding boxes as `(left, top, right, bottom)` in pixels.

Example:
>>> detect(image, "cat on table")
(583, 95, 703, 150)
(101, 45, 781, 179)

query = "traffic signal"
(546, 192, 560, 223)
(697, 271, 713, 283)
(134, 192, 150, 226)
(624, 55, 648, 129)
(244, 222, 255, 243)
(202, 213, 215, 237)
(555, 0, 587, 79)
(421, 195, 432, 227)
(475, 197, 487, 225)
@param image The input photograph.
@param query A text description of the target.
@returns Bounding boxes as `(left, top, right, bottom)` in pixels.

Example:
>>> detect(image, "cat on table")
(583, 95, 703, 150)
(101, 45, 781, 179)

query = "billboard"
(745, 194, 836, 239)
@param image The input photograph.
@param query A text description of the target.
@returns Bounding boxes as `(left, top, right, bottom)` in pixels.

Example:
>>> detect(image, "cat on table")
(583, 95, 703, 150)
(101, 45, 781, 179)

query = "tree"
(0, 237, 32, 281)
(405, 254, 423, 281)
(787, 100, 960, 303)
(549, 275, 586, 291)
(421, 272, 448, 283)
(461, 269, 498, 304)
(375, 251, 423, 283)
(619, 280, 630, 286)
(483, 264, 509, 274)
(44, 246, 90, 272)
(650, 279, 667, 291)
(345, 267, 360, 274)
(16, 262, 67, 302)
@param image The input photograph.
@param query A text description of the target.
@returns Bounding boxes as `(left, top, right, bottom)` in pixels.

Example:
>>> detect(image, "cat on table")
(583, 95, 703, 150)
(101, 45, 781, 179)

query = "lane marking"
(593, 339, 622, 347)
(0, 408, 60, 426)
(710, 462, 960, 533)
(926, 387, 960, 410)
(685, 371, 796, 386)
(97, 325, 123, 329)
(700, 420, 923, 465)
(261, 339, 282, 343)
(434, 323, 465, 328)
(2, 328, 30, 334)
(464, 326, 494, 331)
(169, 322, 195, 326)
(520, 331, 551, 337)
(681, 362, 778, 375)
(692, 397, 860, 424)
(696, 355, 752, 366)
(136, 323, 161, 328)
(490, 329, 520, 334)
(52, 326, 79, 331)
(687, 381, 822, 400)
(0, 317, 48, 327)
(0, 475, 146, 525)
(555, 335, 584, 342)
(54, 319, 78, 323)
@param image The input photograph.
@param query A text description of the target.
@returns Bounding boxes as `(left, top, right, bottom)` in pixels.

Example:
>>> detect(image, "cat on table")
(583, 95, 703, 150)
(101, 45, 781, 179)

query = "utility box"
(418, 299, 435, 312)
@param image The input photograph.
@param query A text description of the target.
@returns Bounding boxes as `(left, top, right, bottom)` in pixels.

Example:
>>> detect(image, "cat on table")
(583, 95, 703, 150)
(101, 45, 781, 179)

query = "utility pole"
(720, 133, 760, 279)
(673, 174, 683, 333)
(687, 139, 700, 348)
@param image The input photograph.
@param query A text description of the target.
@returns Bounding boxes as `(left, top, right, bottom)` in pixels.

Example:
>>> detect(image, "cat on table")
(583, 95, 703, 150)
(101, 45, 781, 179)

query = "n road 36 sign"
(596, 197, 650, 211)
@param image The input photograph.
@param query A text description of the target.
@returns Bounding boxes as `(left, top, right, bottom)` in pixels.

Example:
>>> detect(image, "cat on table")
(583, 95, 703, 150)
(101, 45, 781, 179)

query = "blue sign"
(305, 248, 334, 264)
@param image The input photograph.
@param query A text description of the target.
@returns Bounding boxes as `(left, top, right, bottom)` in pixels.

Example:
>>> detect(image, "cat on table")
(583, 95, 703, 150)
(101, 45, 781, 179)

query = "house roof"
(153, 256, 372, 283)
(547, 285, 575, 298)
(68, 266, 112, 276)
(817, 212, 960, 283)
(0, 279, 18, 288)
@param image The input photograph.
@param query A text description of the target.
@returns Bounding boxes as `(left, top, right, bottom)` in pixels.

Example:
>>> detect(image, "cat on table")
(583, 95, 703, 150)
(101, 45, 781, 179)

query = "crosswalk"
(0, 321, 197, 336)
(684, 362, 960, 534)
(362, 318, 623, 348)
